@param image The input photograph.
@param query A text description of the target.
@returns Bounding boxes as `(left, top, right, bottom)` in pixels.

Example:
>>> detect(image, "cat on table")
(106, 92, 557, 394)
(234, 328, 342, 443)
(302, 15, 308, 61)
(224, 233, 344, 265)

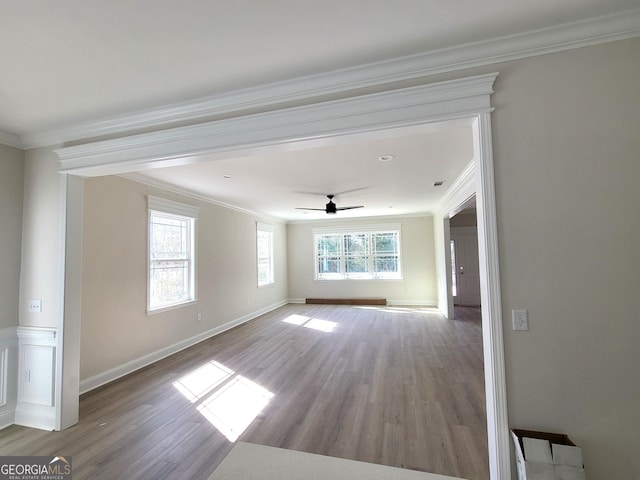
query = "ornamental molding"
(55, 73, 497, 176)
(17, 8, 640, 150)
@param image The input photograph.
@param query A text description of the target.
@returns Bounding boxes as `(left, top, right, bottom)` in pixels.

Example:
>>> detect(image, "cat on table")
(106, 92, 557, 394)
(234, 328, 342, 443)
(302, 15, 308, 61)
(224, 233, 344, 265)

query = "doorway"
(450, 209, 480, 308)
(58, 73, 510, 479)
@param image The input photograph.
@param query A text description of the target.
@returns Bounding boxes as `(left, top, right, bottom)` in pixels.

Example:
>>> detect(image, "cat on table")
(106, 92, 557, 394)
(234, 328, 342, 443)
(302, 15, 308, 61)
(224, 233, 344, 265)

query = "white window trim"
(313, 224, 402, 281)
(148, 195, 199, 218)
(147, 196, 199, 314)
(257, 222, 275, 287)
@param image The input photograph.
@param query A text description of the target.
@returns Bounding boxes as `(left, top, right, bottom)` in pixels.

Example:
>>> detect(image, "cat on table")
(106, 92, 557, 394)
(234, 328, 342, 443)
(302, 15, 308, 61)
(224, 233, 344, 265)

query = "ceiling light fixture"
(378, 154, 394, 162)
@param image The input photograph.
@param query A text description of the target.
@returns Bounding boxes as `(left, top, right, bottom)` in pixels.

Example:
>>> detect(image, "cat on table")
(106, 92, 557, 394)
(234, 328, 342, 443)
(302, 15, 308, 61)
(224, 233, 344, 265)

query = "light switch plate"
(512, 309, 528, 331)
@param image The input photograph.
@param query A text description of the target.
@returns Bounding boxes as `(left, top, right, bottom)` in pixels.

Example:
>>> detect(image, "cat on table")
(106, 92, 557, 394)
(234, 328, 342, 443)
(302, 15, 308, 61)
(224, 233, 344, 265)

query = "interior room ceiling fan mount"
(296, 194, 364, 214)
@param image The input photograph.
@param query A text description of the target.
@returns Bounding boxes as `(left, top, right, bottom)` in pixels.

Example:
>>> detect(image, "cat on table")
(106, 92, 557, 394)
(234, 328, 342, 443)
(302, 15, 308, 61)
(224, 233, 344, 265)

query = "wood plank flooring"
(0, 304, 488, 480)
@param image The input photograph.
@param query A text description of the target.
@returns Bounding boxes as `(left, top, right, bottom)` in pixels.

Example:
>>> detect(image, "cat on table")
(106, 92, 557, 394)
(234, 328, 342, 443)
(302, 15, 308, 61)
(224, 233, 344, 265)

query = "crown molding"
(0, 130, 23, 150)
(121, 172, 272, 221)
(54, 73, 498, 175)
(439, 160, 476, 216)
(20, 8, 640, 150)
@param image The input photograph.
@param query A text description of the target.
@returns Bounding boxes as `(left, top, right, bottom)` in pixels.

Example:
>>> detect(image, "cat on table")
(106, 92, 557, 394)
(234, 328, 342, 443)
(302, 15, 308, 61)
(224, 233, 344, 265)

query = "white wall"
(80, 175, 288, 381)
(19, 148, 63, 329)
(0, 144, 24, 329)
(287, 215, 437, 305)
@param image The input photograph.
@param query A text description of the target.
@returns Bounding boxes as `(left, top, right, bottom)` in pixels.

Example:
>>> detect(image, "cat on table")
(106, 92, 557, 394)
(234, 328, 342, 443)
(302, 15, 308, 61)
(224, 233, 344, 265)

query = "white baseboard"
(14, 403, 55, 431)
(0, 408, 15, 430)
(79, 300, 288, 394)
(287, 298, 306, 304)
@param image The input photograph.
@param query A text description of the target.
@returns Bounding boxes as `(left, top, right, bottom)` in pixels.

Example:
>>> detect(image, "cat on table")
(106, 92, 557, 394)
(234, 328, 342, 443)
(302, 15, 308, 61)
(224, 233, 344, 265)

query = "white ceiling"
(2, 1, 638, 221)
(130, 122, 474, 221)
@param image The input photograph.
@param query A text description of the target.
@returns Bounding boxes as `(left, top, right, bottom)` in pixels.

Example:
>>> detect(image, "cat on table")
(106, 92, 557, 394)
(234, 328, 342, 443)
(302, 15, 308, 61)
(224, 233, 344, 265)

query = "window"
(314, 224, 401, 280)
(148, 196, 198, 313)
(257, 223, 274, 286)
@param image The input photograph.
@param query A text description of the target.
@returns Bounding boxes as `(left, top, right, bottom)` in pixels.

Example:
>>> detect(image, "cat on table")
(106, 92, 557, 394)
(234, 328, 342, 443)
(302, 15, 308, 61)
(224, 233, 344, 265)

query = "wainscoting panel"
(0, 327, 18, 429)
(15, 326, 57, 431)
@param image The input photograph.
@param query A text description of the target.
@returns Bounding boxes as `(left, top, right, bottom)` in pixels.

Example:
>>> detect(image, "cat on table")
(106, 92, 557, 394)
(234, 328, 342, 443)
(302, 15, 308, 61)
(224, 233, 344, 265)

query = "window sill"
(147, 299, 197, 316)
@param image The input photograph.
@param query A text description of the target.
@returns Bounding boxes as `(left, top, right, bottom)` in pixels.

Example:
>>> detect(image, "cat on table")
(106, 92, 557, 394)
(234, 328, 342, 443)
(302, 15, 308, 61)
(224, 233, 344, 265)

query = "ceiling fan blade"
(295, 207, 327, 211)
(335, 205, 364, 211)
(293, 187, 370, 197)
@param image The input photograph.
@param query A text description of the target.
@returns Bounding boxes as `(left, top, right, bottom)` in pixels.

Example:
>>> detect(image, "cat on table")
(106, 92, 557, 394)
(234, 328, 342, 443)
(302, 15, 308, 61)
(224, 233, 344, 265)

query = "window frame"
(147, 196, 199, 314)
(256, 222, 275, 287)
(313, 224, 402, 281)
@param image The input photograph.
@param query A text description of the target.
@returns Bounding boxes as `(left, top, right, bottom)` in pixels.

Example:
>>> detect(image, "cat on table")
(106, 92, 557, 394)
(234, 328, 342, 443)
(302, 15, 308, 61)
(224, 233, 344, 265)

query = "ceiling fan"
(296, 194, 364, 214)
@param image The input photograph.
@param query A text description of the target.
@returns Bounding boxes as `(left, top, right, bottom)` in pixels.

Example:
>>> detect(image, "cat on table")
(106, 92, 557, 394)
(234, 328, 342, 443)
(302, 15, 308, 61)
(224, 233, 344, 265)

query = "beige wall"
(80, 175, 288, 380)
(0, 145, 24, 329)
(287, 215, 437, 304)
(485, 38, 640, 479)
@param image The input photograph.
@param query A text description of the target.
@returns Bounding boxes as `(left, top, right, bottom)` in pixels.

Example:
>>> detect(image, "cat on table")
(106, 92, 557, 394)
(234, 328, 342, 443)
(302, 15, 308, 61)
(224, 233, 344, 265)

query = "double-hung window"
(148, 196, 198, 313)
(257, 223, 274, 286)
(314, 224, 401, 280)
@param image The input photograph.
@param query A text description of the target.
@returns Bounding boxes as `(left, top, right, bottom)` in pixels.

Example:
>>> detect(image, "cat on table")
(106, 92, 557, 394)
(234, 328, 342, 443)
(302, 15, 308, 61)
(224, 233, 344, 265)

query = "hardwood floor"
(0, 304, 488, 480)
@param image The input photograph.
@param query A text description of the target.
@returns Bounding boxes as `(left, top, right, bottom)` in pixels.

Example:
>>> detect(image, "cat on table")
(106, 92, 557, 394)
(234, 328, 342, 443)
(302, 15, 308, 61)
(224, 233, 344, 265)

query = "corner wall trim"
(79, 300, 287, 395)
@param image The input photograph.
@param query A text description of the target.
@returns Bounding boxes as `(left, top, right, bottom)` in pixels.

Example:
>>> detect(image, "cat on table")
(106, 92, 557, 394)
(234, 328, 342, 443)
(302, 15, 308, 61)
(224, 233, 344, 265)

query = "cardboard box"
(511, 429, 585, 480)
(555, 465, 586, 480)
(552, 443, 583, 468)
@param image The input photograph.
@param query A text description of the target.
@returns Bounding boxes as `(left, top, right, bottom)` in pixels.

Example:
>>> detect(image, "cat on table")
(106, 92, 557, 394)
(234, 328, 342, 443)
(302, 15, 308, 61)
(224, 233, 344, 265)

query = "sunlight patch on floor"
(283, 314, 338, 332)
(172, 361, 234, 403)
(304, 318, 337, 332)
(283, 314, 310, 325)
(198, 375, 274, 442)
(174, 361, 274, 442)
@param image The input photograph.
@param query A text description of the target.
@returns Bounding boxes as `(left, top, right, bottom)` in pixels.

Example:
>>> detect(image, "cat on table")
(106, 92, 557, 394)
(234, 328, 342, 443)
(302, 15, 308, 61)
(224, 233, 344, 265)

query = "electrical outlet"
(27, 299, 42, 313)
(197, 312, 202, 321)
(512, 309, 528, 331)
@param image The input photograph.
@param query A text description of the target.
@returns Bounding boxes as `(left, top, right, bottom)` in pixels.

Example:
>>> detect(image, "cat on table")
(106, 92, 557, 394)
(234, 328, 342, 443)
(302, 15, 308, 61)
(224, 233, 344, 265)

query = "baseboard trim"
(79, 300, 288, 395)
(14, 403, 55, 431)
(0, 408, 15, 430)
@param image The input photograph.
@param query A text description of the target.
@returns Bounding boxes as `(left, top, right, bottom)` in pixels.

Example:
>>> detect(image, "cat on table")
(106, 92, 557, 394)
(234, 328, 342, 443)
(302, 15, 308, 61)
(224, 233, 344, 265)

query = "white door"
(451, 227, 481, 306)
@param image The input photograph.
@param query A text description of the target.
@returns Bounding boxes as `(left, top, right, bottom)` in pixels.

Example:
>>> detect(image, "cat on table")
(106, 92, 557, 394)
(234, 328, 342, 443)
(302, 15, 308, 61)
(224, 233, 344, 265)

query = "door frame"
(451, 225, 481, 307)
(57, 72, 510, 479)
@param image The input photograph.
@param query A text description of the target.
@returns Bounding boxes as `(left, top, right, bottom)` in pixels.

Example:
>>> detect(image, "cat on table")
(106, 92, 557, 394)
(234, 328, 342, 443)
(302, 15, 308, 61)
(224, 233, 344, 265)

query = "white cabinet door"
(20, 344, 55, 406)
